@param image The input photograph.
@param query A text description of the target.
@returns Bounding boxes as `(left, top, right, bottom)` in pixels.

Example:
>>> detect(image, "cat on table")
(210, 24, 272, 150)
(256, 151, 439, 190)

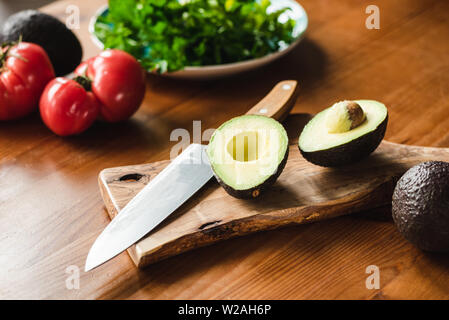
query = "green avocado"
(207, 115, 289, 199)
(392, 161, 449, 252)
(298, 100, 388, 167)
(1, 10, 82, 76)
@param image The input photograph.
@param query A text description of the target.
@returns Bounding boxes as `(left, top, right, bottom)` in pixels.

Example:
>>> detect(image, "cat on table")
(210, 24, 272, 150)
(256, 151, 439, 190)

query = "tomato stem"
(73, 75, 92, 91)
(1, 36, 25, 71)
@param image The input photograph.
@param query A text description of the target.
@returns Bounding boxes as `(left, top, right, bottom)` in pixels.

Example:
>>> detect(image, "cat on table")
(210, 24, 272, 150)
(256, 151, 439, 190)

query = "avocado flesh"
(392, 161, 449, 252)
(299, 100, 388, 167)
(207, 115, 289, 199)
(1, 10, 83, 76)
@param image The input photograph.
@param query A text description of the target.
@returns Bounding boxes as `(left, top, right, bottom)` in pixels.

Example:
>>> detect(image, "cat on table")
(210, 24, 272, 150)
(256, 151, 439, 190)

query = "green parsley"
(94, 0, 296, 73)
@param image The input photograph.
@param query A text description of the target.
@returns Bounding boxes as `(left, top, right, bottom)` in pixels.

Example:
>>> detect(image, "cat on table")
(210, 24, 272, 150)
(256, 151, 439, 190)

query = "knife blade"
(85, 143, 213, 271)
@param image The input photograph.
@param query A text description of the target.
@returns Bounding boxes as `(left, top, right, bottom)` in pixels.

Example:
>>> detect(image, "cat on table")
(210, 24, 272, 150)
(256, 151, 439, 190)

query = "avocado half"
(1, 10, 83, 76)
(298, 100, 388, 167)
(207, 115, 289, 199)
(392, 161, 449, 252)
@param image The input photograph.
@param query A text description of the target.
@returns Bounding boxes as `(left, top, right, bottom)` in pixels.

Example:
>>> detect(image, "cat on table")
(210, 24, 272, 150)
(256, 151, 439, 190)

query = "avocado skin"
(299, 115, 388, 167)
(212, 147, 289, 199)
(392, 161, 449, 252)
(1, 10, 82, 76)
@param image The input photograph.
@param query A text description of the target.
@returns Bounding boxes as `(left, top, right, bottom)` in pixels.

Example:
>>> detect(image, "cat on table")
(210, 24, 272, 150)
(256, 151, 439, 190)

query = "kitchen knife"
(85, 80, 299, 271)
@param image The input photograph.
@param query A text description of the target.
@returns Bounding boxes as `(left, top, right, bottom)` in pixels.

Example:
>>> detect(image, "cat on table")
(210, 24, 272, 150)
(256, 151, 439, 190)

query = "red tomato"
(75, 50, 146, 122)
(0, 42, 55, 120)
(39, 78, 100, 136)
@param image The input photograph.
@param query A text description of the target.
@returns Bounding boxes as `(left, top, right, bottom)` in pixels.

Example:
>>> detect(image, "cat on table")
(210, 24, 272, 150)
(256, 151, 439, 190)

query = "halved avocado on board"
(207, 115, 289, 199)
(298, 100, 388, 167)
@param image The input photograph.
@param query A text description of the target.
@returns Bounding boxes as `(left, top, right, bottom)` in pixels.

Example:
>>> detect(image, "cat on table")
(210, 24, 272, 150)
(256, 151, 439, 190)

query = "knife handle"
(245, 80, 299, 121)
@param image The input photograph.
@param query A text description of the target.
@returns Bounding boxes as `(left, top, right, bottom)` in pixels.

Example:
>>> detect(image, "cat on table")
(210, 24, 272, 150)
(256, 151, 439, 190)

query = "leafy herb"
(94, 0, 296, 73)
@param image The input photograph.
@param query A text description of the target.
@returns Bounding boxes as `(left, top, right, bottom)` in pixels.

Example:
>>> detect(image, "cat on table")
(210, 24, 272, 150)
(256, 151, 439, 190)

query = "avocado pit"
(325, 100, 366, 133)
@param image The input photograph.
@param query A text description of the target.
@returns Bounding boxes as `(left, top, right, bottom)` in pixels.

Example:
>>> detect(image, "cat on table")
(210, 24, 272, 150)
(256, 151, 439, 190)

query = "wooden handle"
(245, 80, 299, 121)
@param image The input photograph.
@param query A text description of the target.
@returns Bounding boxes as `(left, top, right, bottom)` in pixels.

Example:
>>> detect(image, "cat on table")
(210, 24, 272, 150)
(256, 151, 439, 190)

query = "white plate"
(89, 0, 308, 79)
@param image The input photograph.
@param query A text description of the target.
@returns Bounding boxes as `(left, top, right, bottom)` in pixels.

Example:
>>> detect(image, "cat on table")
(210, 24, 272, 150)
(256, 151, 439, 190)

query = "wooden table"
(1, 0, 449, 299)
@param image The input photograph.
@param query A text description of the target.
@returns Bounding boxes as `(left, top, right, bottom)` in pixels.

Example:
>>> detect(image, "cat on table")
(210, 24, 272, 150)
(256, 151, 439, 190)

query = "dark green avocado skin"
(1, 10, 83, 76)
(212, 147, 289, 199)
(300, 115, 388, 167)
(392, 161, 449, 252)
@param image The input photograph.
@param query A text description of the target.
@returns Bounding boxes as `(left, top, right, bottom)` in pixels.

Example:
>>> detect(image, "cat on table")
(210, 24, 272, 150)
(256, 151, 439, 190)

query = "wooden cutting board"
(98, 112, 449, 268)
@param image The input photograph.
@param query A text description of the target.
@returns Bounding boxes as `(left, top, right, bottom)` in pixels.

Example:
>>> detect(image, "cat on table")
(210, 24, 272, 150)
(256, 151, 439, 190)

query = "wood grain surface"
(100, 138, 449, 268)
(1, 0, 449, 299)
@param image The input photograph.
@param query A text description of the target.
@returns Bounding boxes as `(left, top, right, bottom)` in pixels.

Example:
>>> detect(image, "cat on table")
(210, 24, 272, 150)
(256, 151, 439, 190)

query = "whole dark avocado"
(1, 10, 82, 76)
(392, 161, 449, 252)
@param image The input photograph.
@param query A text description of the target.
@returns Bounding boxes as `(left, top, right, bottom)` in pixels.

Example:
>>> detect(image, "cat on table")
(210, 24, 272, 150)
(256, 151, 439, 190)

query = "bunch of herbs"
(95, 0, 296, 72)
